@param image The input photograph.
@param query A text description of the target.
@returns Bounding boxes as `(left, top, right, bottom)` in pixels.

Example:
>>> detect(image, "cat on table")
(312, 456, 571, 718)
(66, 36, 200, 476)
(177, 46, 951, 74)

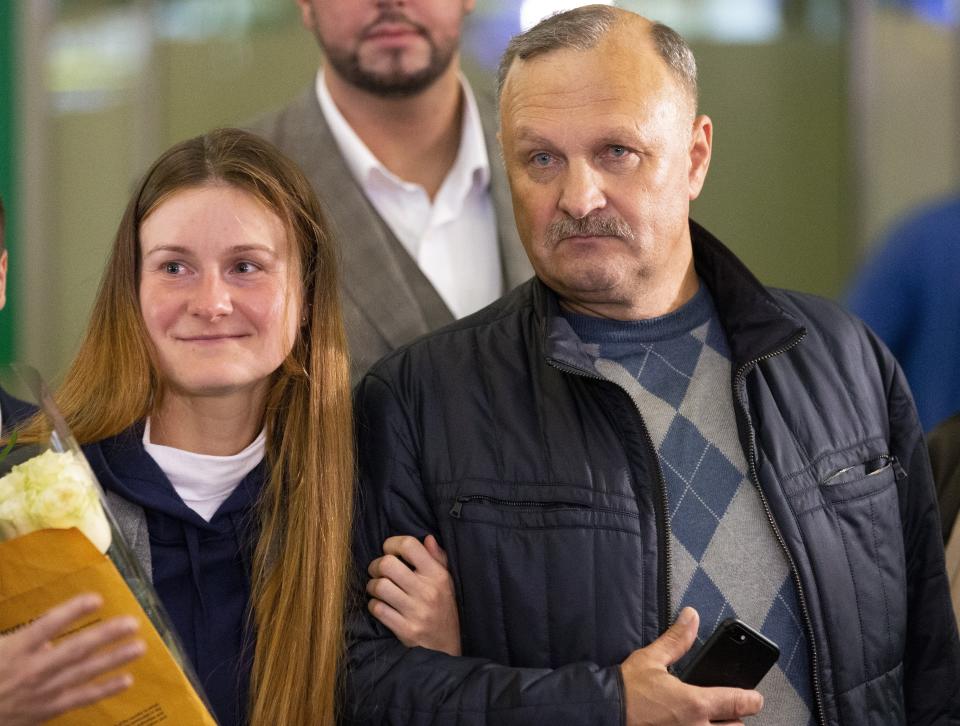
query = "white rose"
(2, 450, 112, 553)
(0, 469, 31, 539)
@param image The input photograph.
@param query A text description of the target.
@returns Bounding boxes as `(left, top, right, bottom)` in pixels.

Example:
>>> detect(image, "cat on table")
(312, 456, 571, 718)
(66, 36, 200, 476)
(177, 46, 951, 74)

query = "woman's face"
(138, 183, 301, 401)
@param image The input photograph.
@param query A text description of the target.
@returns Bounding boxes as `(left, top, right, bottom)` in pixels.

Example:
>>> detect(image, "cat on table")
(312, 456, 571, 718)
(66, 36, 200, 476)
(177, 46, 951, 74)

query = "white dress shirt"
(316, 71, 502, 319)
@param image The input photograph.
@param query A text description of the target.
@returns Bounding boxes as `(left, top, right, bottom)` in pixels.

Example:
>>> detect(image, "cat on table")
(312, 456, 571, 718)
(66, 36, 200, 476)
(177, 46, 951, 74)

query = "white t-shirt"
(142, 419, 265, 522)
(316, 71, 502, 319)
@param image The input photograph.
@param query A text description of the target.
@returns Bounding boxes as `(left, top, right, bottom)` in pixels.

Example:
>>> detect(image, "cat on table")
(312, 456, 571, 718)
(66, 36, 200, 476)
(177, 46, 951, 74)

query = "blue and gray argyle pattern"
(564, 285, 814, 724)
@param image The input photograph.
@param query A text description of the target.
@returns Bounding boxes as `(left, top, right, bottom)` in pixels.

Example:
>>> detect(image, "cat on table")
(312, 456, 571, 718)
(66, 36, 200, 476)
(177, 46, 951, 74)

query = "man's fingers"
(423, 535, 449, 568)
(33, 616, 139, 681)
(645, 607, 699, 667)
(43, 638, 145, 696)
(40, 673, 134, 721)
(19, 594, 104, 651)
(702, 687, 764, 721)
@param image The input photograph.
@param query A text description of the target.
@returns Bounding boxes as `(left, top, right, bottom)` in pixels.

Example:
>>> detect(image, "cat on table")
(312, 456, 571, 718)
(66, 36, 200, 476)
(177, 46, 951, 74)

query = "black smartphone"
(678, 618, 779, 689)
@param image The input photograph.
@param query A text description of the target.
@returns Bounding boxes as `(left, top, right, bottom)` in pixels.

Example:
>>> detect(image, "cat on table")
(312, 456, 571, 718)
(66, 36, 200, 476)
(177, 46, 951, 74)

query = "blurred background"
(0, 0, 957, 383)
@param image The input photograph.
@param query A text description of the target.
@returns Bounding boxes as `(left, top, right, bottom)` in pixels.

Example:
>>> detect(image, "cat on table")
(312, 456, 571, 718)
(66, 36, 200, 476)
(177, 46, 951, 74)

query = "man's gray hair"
(496, 5, 698, 108)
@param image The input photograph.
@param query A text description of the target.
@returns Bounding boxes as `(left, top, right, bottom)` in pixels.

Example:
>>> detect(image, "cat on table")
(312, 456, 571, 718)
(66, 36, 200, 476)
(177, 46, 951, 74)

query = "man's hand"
(621, 607, 764, 726)
(367, 534, 462, 656)
(0, 593, 146, 726)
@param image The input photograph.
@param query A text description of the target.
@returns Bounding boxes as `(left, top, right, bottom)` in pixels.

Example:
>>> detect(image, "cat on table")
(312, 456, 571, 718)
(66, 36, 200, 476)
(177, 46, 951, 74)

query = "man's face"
(298, 0, 475, 96)
(499, 31, 712, 313)
(0, 250, 6, 311)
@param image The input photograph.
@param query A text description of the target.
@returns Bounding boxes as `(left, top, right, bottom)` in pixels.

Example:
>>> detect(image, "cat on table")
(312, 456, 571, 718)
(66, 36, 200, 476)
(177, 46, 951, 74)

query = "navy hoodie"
(84, 424, 264, 726)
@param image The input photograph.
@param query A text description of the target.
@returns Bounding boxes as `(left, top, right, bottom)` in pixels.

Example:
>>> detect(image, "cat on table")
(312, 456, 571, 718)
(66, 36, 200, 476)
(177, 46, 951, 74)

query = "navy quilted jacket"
(0, 385, 35, 433)
(346, 222, 960, 725)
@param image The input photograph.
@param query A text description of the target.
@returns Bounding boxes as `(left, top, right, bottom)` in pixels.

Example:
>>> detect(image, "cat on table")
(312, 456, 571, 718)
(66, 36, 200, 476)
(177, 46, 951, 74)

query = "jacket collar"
(535, 219, 807, 372)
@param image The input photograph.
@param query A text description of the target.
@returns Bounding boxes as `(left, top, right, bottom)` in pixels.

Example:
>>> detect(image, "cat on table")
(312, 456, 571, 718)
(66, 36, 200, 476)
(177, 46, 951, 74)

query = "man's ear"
(688, 114, 713, 201)
(296, 0, 314, 31)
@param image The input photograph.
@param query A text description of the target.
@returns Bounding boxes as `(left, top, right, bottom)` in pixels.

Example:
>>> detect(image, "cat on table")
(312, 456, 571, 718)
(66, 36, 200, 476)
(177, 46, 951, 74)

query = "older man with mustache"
(252, 0, 530, 383)
(346, 5, 960, 725)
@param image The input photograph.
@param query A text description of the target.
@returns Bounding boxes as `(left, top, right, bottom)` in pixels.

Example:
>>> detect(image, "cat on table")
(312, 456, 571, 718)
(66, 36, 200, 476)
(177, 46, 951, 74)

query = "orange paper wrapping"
(0, 528, 217, 725)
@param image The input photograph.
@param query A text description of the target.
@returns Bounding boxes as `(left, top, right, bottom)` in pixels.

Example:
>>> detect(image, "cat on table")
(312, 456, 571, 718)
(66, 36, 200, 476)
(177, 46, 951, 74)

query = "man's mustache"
(546, 215, 635, 244)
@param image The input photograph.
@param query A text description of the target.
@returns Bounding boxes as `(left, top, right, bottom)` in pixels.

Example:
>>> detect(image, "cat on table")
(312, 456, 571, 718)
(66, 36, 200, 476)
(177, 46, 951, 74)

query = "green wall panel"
(0, 1, 18, 364)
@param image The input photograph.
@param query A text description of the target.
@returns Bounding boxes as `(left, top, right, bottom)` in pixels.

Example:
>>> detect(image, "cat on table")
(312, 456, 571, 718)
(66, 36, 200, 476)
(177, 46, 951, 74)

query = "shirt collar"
(314, 69, 491, 196)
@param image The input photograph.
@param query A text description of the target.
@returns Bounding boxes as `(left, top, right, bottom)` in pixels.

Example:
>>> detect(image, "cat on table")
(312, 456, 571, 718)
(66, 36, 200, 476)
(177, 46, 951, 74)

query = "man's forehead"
(502, 33, 671, 108)
(500, 45, 676, 135)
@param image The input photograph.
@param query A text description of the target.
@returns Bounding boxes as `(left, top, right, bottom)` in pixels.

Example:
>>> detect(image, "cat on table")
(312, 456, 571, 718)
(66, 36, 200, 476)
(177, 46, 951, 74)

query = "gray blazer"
(106, 491, 152, 576)
(250, 81, 532, 382)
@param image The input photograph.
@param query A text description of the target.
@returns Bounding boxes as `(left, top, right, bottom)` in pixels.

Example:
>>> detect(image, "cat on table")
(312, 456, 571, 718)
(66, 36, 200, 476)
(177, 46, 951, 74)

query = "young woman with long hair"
(0, 127, 353, 725)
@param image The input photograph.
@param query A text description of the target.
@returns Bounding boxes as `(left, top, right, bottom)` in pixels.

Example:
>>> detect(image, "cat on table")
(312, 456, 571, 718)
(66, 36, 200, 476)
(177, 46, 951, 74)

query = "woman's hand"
(367, 535, 462, 656)
(0, 593, 146, 726)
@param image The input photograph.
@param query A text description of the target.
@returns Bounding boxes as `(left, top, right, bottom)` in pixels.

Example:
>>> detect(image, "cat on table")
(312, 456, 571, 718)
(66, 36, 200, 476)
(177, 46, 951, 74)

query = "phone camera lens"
(738, 634, 746, 642)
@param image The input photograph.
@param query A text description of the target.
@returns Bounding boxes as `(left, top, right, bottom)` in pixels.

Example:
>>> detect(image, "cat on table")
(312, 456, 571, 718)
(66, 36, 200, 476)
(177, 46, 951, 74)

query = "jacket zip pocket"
(821, 454, 898, 486)
(449, 495, 630, 519)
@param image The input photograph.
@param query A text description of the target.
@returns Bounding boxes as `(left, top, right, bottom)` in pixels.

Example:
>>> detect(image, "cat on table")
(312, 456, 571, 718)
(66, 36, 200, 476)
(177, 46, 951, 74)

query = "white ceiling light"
(519, 0, 616, 32)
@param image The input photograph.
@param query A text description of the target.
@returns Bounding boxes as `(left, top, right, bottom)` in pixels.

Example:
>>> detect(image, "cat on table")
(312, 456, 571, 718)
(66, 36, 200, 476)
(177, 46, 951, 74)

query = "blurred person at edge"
(344, 6, 960, 725)
(251, 0, 531, 382)
(846, 195, 960, 432)
(929, 412, 960, 629)
(0, 194, 36, 431)
(0, 128, 366, 725)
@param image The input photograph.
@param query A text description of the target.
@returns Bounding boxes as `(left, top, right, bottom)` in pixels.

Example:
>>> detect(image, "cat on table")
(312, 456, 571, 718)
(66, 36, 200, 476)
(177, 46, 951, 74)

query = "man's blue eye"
(610, 145, 628, 157)
(532, 153, 552, 167)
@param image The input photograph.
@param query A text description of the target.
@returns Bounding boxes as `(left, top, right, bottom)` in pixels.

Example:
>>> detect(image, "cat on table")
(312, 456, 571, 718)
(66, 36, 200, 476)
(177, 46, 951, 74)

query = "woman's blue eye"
(163, 262, 183, 274)
(235, 261, 258, 273)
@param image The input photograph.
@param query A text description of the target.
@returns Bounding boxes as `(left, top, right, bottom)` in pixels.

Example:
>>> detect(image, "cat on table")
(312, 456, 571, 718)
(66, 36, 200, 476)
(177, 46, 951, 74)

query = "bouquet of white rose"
(0, 449, 112, 552)
(0, 365, 216, 725)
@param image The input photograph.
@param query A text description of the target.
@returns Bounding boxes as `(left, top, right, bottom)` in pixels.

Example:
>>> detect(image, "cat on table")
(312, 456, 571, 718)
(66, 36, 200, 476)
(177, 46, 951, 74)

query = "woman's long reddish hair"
(20, 128, 353, 724)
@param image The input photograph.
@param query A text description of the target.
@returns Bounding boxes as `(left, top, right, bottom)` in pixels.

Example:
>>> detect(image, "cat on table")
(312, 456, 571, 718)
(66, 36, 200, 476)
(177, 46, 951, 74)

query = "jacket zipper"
(449, 494, 638, 519)
(734, 331, 827, 726)
(545, 358, 673, 634)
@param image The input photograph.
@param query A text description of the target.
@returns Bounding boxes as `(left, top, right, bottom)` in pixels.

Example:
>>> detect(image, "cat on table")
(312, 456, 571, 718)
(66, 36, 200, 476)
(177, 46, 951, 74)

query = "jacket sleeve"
(882, 347, 960, 723)
(343, 371, 624, 726)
